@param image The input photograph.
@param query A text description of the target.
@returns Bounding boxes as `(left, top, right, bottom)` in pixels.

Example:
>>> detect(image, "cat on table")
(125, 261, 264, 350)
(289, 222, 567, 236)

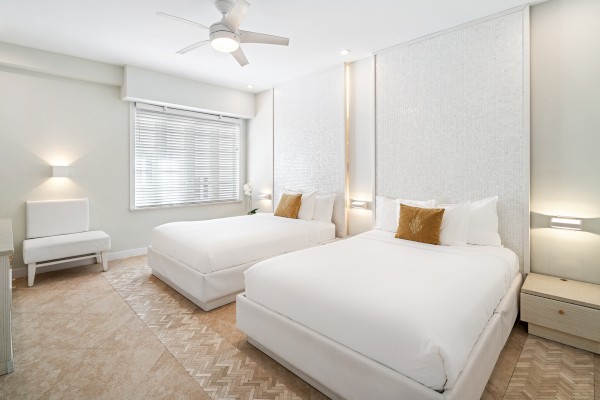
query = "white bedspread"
(150, 214, 335, 274)
(244, 229, 519, 391)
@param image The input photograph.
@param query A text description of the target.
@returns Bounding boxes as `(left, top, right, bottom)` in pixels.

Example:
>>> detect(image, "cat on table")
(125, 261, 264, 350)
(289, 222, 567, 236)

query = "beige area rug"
(103, 264, 301, 400)
(504, 336, 594, 400)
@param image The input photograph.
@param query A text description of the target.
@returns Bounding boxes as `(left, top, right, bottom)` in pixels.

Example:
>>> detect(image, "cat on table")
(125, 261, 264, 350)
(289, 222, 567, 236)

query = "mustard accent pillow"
(395, 204, 445, 245)
(274, 193, 302, 219)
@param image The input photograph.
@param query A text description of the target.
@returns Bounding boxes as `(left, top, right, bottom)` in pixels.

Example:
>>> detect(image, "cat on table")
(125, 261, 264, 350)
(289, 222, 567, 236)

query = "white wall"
(530, 0, 600, 283)
(0, 45, 247, 275)
(247, 90, 274, 213)
(122, 66, 255, 119)
(347, 58, 375, 235)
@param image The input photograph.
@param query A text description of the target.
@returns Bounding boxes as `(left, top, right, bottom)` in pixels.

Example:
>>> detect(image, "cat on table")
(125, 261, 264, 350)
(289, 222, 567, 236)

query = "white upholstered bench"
(22, 199, 111, 287)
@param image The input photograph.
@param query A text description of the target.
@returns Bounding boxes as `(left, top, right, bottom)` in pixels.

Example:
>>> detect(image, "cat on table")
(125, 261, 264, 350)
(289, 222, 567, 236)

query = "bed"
(148, 213, 335, 311)
(236, 229, 521, 400)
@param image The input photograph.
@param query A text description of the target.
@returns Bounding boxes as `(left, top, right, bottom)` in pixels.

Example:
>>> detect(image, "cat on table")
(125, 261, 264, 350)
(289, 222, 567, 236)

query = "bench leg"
(96, 255, 101, 264)
(28, 263, 37, 287)
(101, 251, 108, 272)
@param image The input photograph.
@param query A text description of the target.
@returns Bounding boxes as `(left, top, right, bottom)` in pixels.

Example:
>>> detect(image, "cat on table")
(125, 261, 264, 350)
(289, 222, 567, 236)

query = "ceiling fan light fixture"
(210, 30, 240, 53)
(212, 37, 239, 52)
(159, 0, 289, 66)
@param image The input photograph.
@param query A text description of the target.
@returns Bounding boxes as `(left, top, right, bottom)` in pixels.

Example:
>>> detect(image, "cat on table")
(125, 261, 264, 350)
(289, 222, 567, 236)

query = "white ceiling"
(0, 0, 531, 93)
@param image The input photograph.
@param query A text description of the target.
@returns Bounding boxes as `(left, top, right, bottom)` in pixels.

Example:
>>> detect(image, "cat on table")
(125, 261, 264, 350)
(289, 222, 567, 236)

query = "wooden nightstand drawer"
(521, 292, 600, 342)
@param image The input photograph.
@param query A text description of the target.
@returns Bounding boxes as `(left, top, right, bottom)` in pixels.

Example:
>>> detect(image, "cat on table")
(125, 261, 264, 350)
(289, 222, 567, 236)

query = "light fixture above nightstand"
(550, 216, 582, 231)
(350, 199, 369, 209)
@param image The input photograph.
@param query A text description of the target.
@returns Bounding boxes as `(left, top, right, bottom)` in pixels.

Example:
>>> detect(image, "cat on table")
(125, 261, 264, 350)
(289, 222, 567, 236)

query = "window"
(132, 103, 240, 209)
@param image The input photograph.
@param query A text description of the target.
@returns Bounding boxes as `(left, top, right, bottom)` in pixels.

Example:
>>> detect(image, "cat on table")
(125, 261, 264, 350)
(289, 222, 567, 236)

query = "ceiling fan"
(157, 0, 290, 67)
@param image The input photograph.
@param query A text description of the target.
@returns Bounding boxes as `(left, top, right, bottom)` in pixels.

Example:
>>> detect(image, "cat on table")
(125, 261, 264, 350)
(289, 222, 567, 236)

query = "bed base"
(149, 246, 256, 311)
(236, 273, 522, 400)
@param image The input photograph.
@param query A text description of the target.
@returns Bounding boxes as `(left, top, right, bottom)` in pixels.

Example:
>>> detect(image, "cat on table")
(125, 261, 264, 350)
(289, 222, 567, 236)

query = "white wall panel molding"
(122, 66, 255, 119)
(375, 8, 530, 270)
(0, 41, 122, 86)
(273, 66, 347, 237)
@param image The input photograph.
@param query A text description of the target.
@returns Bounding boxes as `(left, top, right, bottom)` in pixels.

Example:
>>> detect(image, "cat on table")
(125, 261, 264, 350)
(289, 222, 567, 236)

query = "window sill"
(130, 200, 243, 212)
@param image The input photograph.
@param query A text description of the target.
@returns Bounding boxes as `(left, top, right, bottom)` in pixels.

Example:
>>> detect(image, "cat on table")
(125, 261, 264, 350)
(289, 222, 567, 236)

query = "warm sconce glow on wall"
(51, 166, 71, 178)
(550, 216, 582, 231)
(257, 193, 272, 200)
(350, 200, 369, 209)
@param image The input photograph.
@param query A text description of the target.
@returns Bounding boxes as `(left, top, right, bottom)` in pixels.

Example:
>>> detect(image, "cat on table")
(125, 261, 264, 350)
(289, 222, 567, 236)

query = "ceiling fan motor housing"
(214, 0, 235, 15)
(210, 22, 239, 41)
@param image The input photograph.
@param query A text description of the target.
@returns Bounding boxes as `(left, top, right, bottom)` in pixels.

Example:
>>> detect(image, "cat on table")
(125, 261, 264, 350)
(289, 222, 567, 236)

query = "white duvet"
(150, 214, 335, 274)
(244, 229, 519, 391)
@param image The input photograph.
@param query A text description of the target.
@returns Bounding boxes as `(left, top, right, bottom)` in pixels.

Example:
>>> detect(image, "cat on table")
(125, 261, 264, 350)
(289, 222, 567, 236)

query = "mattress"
(244, 229, 519, 391)
(150, 214, 335, 274)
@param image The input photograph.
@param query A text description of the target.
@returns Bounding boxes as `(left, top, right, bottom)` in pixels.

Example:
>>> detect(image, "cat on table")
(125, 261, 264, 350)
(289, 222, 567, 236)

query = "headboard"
(273, 66, 347, 237)
(375, 7, 530, 271)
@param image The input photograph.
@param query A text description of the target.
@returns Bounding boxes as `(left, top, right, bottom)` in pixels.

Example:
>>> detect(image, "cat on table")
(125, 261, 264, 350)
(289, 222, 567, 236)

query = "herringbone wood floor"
(2, 255, 599, 399)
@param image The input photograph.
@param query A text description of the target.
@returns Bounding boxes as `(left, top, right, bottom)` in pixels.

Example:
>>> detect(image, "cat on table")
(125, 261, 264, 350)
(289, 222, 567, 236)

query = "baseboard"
(106, 247, 147, 261)
(11, 247, 148, 278)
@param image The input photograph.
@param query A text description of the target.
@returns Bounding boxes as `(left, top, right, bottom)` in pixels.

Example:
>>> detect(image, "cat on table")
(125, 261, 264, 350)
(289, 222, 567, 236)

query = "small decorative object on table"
(244, 183, 258, 215)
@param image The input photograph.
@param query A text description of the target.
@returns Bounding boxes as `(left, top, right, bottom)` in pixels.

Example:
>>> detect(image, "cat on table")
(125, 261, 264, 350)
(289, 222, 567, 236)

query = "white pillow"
(312, 193, 336, 222)
(468, 196, 501, 246)
(375, 197, 398, 232)
(283, 189, 317, 221)
(439, 202, 471, 246)
(375, 196, 436, 233)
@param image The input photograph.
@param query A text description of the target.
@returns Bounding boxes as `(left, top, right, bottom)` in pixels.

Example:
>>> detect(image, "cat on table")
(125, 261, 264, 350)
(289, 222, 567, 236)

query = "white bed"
(237, 229, 521, 400)
(148, 213, 335, 311)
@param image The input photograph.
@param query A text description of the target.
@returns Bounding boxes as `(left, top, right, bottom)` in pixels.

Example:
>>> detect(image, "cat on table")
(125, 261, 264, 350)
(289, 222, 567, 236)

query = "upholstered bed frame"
(237, 273, 521, 400)
(148, 220, 340, 311)
(148, 246, 251, 311)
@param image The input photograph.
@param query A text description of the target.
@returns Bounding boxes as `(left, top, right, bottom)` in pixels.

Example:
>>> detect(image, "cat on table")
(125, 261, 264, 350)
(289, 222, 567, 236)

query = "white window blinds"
(133, 103, 240, 209)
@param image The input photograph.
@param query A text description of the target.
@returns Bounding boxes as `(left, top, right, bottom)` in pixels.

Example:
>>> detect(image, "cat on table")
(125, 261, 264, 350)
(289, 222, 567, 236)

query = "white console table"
(0, 219, 14, 375)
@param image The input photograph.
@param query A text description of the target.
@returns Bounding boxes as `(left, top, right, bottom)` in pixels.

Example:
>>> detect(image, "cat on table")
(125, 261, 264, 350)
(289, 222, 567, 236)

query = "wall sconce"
(350, 199, 369, 209)
(550, 216, 582, 231)
(257, 193, 272, 200)
(51, 166, 71, 178)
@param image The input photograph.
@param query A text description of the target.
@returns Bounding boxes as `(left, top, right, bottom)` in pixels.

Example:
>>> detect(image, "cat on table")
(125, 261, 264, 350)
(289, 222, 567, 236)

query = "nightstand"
(521, 273, 600, 354)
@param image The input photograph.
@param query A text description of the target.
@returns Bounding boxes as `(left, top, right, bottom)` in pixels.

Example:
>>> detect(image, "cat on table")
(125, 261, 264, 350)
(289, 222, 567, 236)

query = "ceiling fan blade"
(231, 47, 249, 67)
(156, 12, 209, 30)
(223, 0, 249, 30)
(176, 40, 210, 54)
(240, 30, 289, 46)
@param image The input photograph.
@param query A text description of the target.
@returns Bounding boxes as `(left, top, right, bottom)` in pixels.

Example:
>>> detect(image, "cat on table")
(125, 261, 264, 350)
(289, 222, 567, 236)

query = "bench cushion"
(23, 230, 110, 265)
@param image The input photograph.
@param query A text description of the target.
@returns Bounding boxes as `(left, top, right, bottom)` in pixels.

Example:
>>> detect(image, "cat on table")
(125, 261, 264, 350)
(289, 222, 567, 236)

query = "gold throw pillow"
(395, 204, 445, 245)
(274, 193, 302, 219)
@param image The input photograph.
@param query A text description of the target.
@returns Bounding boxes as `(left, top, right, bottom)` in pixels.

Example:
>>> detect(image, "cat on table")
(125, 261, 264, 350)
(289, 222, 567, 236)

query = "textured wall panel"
(376, 10, 528, 267)
(274, 67, 346, 236)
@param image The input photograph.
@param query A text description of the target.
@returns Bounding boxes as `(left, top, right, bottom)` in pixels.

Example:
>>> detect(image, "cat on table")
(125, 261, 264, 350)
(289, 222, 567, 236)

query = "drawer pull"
(558, 310, 565, 315)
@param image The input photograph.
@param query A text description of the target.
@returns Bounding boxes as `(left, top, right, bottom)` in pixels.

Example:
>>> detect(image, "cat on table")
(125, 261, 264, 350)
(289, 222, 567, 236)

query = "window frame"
(129, 102, 244, 211)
